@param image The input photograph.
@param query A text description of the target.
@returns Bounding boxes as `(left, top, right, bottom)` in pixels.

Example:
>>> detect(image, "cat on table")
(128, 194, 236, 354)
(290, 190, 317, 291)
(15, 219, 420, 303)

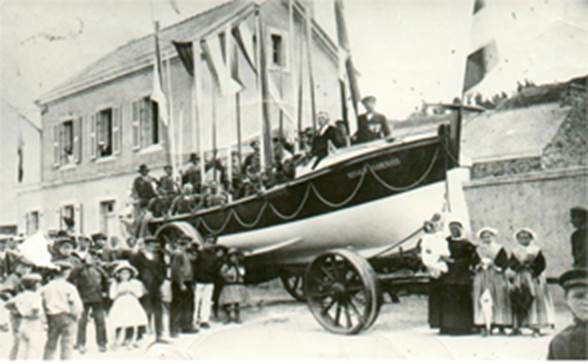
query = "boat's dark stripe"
(149, 139, 447, 237)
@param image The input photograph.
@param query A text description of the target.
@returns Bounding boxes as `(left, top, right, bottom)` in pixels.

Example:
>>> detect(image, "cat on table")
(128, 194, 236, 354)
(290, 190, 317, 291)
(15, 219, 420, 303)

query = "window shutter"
(143, 101, 153, 148)
(75, 203, 83, 235)
(90, 114, 97, 160)
(132, 100, 141, 150)
(58, 206, 64, 231)
(74, 117, 82, 164)
(112, 106, 122, 155)
(53, 124, 60, 167)
(24, 212, 30, 236)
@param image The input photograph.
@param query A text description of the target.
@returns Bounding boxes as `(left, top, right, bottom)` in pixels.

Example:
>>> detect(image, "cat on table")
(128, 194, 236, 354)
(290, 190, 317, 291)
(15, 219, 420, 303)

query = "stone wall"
(463, 167, 588, 278)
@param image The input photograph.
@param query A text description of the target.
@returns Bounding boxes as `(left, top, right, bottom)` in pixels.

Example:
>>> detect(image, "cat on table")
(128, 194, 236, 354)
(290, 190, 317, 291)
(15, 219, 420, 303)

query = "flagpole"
(233, 40, 243, 173)
(303, 4, 317, 131)
(153, 21, 174, 170)
(193, 42, 206, 184)
(296, 31, 304, 152)
(288, 0, 297, 150)
(165, 57, 177, 179)
(255, 10, 274, 171)
(224, 23, 234, 196)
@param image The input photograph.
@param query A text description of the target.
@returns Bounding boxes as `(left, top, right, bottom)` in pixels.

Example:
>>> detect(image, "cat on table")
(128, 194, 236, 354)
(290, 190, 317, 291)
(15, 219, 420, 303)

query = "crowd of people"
(419, 206, 587, 359)
(0, 232, 247, 360)
(132, 96, 391, 219)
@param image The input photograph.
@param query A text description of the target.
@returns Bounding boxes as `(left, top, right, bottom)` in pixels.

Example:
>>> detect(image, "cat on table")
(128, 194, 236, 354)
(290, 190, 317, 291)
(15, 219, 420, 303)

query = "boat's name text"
(346, 158, 401, 179)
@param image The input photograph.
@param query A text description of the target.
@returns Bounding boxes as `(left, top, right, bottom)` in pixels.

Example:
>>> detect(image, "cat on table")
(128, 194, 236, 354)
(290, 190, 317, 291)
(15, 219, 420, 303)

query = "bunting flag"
(201, 34, 243, 96)
(232, 23, 257, 74)
(17, 129, 24, 183)
(173, 41, 194, 76)
(463, 0, 499, 93)
(151, 30, 169, 125)
(268, 78, 295, 123)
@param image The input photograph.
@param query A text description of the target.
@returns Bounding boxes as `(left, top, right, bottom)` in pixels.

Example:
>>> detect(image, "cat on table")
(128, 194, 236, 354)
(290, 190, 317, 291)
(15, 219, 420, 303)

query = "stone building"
(17, 0, 342, 239)
(461, 77, 588, 278)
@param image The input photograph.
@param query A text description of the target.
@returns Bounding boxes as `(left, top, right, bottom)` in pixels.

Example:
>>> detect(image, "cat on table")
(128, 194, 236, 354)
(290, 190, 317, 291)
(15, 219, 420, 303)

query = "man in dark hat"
(570, 206, 588, 268)
(119, 236, 167, 342)
(70, 248, 109, 354)
(548, 268, 588, 360)
(132, 164, 158, 209)
(51, 238, 81, 267)
(170, 237, 197, 336)
(182, 153, 202, 192)
(355, 95, 390, 144)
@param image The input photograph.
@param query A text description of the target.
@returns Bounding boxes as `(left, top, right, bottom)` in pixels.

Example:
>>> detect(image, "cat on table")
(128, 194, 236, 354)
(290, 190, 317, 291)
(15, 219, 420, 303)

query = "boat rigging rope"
(192, 146, 440, 235)
(310, 166, 367, 209)
(268, 184, 313, 220)
(230, 202, 269, 229)
(368, 148, 439, 193)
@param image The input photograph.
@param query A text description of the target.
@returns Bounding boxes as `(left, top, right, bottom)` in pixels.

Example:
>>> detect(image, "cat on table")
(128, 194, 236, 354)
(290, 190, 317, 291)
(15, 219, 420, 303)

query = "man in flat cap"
(548, 268, 588, 360)
(355, 96, 390, 144)
(570, 206, 588, 268)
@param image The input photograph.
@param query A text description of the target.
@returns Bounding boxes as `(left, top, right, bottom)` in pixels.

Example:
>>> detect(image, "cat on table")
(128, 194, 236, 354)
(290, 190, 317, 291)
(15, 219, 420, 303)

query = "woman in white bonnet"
(509, 227, 555, 337)
(472, 227, 512, 336)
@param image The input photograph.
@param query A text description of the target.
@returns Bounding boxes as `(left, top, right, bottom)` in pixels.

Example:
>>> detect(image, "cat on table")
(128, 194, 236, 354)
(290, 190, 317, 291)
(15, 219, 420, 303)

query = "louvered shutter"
(53, 124, 60, 167)
(74, 117, 82, 163)
(90, 114, 97, 160)
(113, 106, 122, 155)
(132, 100, 141, 150)
(74, 203, 83, 235)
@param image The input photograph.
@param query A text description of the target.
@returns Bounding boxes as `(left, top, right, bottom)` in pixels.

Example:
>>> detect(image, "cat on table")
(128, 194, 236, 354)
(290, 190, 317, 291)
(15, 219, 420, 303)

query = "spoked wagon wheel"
(155, 222, 203, 247)
(280, 272, 306, 302)
(304, 249, 381, 335)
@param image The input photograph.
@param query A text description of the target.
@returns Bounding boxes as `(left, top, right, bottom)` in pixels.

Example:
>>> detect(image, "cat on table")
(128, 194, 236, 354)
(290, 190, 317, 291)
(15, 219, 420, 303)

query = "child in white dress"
(109, 261, 148, 349)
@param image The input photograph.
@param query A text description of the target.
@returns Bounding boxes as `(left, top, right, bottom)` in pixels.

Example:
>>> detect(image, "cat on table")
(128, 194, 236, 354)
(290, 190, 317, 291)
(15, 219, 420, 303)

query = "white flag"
(151, 59, 169, 125)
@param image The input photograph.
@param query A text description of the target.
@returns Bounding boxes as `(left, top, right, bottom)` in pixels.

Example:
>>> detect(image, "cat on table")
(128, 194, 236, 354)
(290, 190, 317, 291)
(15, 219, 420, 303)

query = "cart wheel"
(155, 222, 203, 247)
(304, 249, 381, 335)
(280, 273, 306, 302)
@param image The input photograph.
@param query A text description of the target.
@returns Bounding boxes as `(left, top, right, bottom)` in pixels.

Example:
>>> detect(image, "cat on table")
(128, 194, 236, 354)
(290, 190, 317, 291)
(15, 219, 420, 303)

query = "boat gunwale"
(150, 134, 441, 224)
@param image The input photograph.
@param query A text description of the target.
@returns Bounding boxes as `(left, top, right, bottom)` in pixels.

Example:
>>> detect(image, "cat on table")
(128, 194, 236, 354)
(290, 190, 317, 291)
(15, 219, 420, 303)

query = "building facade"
(18, 0, 342, 239)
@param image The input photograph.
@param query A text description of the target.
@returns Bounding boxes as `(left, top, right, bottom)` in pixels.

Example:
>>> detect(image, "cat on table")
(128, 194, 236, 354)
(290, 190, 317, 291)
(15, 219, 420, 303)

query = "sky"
(1, 0, 587, 122)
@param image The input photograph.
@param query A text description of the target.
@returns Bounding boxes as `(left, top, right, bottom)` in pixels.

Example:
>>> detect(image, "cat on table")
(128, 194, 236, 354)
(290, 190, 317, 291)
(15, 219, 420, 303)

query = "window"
(26, 211, 39, 235)
(60, 205, 75, 232)
(132, 97, 160, 150)
(97, 108, 113, 157)
(53, 118, 82, 167)
(269, 31, 288, 69)
(99, 200, 116, 236)
(90, 106, 121, 160)
(61, 120, 74, 164)
(271, 34, 283, 66)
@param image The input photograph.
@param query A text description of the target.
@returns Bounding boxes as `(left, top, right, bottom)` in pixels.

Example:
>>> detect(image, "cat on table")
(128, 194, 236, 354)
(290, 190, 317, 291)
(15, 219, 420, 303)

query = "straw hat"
(113, 261, 138, 278)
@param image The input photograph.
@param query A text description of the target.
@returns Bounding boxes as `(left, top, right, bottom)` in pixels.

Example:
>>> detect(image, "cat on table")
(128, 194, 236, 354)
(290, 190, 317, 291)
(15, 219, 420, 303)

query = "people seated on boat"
(241, 141, 261, 176)
(311, 112, 341, 169)
(334, 120, 350, 147)
(132, 164, 158, 209)
(170, 183, 202, 215)
(203, 182, 230, 208)
(204, 158, 228, 188)
(181, 153, 202, 193)
(354, 95, 390, 144)
(159, 165, 180, 196)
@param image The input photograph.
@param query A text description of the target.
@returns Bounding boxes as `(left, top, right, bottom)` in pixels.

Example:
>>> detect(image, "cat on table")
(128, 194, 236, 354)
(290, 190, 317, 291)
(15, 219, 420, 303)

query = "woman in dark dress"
(438, 219, 479, 335)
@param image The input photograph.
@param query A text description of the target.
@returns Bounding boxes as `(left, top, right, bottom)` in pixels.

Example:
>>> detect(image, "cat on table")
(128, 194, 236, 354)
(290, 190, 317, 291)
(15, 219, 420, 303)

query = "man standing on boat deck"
(311, 112, 340, 169)
(355, 96, 390, 144)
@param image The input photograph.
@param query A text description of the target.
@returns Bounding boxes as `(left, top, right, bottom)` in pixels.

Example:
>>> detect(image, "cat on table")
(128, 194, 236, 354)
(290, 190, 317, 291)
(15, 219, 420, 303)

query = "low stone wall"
(463, 166, 588, 278)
